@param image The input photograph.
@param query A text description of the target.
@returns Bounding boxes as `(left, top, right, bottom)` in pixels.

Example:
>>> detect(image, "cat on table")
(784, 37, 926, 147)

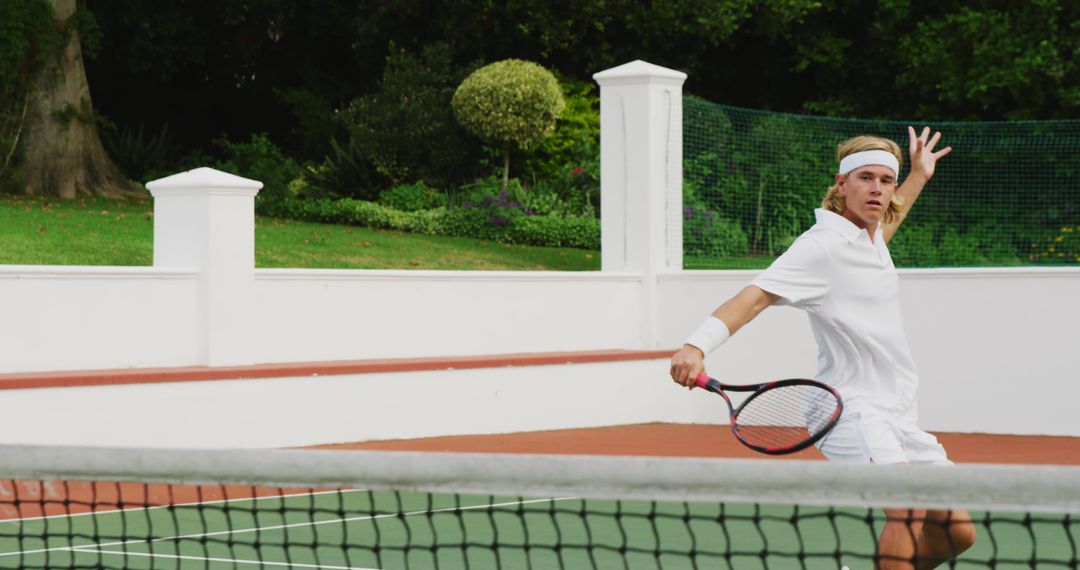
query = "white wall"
(0, 266, 200, 373)
(899, 268, 1080, 435)
(0, 265, 1075, 446)
(0, 359, 683, 449)
(247, 269, 644, 362)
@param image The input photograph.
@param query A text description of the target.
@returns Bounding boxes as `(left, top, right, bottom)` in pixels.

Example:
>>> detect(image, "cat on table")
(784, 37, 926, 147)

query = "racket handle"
(694, 372, 712, 390)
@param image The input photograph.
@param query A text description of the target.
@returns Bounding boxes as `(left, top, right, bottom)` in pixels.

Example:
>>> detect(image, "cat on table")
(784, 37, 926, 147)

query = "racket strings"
(734, 385, 840, 449)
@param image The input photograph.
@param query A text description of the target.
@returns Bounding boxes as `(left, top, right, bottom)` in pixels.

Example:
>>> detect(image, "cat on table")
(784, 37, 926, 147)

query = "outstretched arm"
(669, 285, 780, 387)
(883, 126, 953, 243)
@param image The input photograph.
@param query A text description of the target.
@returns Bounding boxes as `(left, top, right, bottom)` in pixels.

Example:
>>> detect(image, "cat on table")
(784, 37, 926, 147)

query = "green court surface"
(1, 489, 1076, 569)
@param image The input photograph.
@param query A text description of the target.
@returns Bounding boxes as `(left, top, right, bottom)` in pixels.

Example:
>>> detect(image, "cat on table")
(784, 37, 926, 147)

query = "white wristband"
(684, 316, 730, 355)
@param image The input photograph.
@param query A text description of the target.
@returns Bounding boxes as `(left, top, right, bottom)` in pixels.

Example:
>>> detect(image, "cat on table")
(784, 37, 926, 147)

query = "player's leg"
(914, 508, 976, 569)
(877, 508, 924, 570)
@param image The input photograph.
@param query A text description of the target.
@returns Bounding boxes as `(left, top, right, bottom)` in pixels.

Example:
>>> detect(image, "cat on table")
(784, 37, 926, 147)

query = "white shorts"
(816, 410, 951, 465)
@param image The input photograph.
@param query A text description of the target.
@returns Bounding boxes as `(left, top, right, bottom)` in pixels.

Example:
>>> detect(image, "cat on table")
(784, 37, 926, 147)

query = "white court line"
(69, 548, 379, 570)
(2, 495, 575, 561)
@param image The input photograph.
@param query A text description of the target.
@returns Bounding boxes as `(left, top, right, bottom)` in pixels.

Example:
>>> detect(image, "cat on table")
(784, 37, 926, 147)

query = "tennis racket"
(693, 373, 843, 455)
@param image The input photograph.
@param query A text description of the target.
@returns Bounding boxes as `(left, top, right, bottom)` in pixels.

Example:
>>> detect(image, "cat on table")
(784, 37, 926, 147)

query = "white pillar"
(593, 60, 686, 274)
(146, 167, 262, 366)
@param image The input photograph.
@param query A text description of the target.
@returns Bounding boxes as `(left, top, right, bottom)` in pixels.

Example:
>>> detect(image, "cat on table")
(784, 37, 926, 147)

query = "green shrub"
(458, 174, 596, 219)
(274, 87, 347, 162)
(1029, 224, 1080, 264)
(258, 196, 599, 250)
(888, 223, 941, 267)
(681, 182, 749, 258)
(215, 134, 301, 200)
(343, 43, 482, 188)
(938, 228, 985, 265)
(99, 122, 184, 182)
(889, 221, 1024, 267)
(527, 160, 599, 218)
(379, 181, 444, 212)
(683, 206, 750, 258)
(306, 137, 388, 200)
(522, 77, 599, 183)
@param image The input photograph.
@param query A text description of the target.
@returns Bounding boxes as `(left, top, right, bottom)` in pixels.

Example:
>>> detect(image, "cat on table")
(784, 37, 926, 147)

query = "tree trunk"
(21, 0, 137, 198)
(502, 142, 510, 192)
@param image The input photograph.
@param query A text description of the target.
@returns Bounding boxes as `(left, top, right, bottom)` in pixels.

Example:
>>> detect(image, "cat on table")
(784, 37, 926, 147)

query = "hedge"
(257, 197, 599, 250)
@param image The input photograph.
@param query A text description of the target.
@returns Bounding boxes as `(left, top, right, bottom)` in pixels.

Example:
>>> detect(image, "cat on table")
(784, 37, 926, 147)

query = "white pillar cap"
(593, 60, 687, 86)
(146, 167, 263, 196)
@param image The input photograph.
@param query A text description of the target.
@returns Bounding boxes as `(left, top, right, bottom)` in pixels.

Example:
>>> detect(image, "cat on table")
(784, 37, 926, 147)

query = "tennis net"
(2, 444, 1078, 569)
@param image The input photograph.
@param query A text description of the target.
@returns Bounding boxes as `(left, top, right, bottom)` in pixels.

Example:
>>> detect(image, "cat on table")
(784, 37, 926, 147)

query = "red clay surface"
(313, 422, 1080, 465)
(0, 480, 318, 521)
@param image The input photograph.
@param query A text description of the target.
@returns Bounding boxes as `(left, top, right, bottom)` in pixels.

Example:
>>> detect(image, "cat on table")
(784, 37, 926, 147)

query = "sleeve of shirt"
(751, 235, 830, 310)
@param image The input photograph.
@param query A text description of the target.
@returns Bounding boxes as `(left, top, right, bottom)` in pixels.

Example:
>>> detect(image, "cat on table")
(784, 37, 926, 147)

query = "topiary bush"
(452, 59, 565, 188)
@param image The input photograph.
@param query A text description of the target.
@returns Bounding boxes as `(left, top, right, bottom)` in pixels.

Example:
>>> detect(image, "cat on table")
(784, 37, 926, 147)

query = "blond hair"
(822, 136, 905, 225)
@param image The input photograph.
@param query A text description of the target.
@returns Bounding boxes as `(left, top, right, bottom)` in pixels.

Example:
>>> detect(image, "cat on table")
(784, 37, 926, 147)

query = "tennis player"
(669, 127, 975, 569)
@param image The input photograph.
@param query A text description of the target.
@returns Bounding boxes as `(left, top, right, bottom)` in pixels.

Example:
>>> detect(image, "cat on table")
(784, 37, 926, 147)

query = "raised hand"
(908, 126, 952, 181)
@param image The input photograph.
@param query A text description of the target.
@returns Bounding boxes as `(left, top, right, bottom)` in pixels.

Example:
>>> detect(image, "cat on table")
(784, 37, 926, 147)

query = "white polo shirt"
(752, 208, 919, 420)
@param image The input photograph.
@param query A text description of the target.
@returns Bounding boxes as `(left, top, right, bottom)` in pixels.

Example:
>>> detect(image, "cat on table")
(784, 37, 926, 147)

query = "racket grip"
(694, 372, 711, 390)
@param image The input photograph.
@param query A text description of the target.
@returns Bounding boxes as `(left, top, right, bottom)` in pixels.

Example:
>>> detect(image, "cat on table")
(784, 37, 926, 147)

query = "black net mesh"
(682, 97, 1080, 269)
(2, 447, 1079, 569)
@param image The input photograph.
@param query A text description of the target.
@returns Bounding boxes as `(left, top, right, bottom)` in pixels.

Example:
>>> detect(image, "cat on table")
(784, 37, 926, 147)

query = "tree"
(20, 0, 135, 197)
(452, 59, 565, 190)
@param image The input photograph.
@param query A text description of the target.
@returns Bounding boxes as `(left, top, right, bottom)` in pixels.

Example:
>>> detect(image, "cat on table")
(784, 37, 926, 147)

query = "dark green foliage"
(683, 97, 1080, 268)
(83, 0, 372, 158)
(527, 163, 599, 219)
(684, 208, 750, 259)
(214, 134, 300, 200)
(0, 0, 56, 98)
(72, 0, 1080, 180)
(683, 182, 749, 258)
(273, 87, 348, 163)
(522, 80, 597, 178)
(379, 181, 444, 212)
(522, 76, 599, 189)
(888, 222, 1025, 267)
(343, 43, 482, 188)
(895, 4, 1080, 120)
(684, 98, 836, 257)
(100, 122, 185, 182)
(306, 137, 388, 201)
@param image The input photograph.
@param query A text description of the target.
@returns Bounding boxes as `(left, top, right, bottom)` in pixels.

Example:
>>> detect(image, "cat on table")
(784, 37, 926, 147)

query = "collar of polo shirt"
(814, 208, 877, 243)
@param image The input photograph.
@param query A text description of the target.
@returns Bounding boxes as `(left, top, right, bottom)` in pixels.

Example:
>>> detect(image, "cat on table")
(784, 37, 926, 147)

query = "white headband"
(838, 150, 899, 177)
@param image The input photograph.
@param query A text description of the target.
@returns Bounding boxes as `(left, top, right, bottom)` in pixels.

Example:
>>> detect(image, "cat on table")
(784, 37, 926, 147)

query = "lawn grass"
(0, 196, 600, 271)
